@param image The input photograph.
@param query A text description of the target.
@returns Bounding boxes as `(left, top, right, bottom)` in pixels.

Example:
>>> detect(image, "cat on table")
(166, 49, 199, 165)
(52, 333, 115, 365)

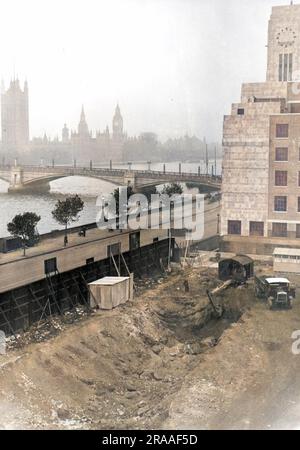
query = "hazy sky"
(0, 0, 292, 142)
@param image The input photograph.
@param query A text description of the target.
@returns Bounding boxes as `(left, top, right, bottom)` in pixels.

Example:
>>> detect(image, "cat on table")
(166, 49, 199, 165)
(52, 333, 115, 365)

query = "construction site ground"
(1, 260, 300, 430)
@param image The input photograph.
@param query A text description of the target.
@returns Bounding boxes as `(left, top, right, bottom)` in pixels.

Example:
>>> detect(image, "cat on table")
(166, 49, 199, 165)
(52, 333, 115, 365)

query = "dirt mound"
(0, 268, 253, 429)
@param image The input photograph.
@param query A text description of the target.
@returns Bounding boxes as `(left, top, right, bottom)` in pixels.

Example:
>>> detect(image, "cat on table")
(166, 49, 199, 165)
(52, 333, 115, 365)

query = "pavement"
(0, 200, 221, 266)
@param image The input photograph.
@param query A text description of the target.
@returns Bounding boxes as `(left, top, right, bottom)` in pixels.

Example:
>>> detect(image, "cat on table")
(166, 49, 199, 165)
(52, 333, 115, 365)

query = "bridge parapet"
(0, 164, 221, 193)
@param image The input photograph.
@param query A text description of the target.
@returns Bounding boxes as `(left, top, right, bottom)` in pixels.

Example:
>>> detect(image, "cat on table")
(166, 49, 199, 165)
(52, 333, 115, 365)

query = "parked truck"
(255, 276, 295, 309)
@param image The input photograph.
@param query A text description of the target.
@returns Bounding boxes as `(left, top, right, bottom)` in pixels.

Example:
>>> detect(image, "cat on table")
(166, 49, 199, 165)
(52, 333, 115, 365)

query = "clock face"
(276, 27, 297, 48)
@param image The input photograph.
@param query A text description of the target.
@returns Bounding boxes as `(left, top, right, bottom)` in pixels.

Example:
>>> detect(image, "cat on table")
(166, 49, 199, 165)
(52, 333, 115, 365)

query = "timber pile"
(210, 280, 233, 296)
(206, 280, 234, 319)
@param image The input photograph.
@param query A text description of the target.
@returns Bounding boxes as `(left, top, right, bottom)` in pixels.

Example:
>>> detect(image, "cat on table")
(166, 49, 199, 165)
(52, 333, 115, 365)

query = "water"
(0, 178, 108, 237)
(0, 160, 222, 238)
(96, 159, 222, 175)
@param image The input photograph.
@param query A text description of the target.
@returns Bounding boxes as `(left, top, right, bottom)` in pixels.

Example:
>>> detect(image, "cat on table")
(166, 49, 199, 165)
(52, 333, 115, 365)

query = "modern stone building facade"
(221, 3, 300, 253)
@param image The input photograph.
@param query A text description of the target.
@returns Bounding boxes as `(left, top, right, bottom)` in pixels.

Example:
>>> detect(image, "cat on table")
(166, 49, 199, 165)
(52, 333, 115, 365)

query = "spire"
(112, 103, 123, 137)
(62, 123, 69, 142)
(80, 104, 86, 121)
(78, 105, 89, 137)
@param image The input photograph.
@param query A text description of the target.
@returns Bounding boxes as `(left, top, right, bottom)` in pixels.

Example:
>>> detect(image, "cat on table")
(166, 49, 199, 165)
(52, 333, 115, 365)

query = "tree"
(52, 195, 84, 246)
(7, 212, 41, 256)
(141, 185, 158, 203)
(162, 182, 183, 196)
(112, 186, 134, 214)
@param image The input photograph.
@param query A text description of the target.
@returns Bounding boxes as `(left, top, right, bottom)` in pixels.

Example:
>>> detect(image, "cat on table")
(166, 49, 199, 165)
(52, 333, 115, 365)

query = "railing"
(0, 164, 222, 182)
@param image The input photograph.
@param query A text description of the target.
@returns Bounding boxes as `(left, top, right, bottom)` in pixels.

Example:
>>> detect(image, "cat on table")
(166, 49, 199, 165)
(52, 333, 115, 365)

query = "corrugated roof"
(273, 247, 300, 256)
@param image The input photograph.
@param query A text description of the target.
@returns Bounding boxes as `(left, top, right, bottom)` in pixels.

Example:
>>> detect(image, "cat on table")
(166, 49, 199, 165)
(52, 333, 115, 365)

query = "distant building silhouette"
(1, 79, 29, 152)
(0, 79, 126, 163)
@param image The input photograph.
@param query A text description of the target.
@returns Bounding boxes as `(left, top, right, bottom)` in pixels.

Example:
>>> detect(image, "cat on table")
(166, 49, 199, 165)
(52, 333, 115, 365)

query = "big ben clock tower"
(112, 104, 123, 138)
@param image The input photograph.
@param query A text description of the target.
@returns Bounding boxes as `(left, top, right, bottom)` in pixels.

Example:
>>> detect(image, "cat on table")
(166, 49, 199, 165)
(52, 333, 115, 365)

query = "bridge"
(0, 164, 221, 193)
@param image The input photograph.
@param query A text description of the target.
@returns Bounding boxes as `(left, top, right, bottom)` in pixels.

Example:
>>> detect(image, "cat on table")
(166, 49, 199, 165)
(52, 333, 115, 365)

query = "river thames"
(0, 160, 221, 237)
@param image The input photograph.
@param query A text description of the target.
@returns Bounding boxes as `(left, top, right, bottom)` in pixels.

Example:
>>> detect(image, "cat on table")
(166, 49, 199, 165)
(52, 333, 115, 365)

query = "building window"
(86, 257, 94, 265)
(296, 224, 300, 238)
(275, 147, 288, 161)
(228, 220, 241, 235)
(275, 170, 288, 186)
(237, 108, 244, 115)
(276, 124, 289, 138)
(284, 54, 288, 81)
(289, 53, 293, 80)
(298, 198, 300, 213)
(107, 242, 121, 257)
(44, 257, 57, 275)
(249, 221, 264, 237)
(279, 54, 283, 81)
(272, 223, 287, 237)
(129, 232, 140, 250)
(279, 53, 293, 81)
(274, 196, 287, 212)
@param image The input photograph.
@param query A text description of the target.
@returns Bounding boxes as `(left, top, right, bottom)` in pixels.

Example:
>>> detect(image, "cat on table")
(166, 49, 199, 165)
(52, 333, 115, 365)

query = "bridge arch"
(19, 173, 124, 192)
(0, 176, 10, 185)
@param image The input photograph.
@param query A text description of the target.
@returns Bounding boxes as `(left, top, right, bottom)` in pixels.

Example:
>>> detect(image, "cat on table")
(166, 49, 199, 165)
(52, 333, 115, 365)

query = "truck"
(254, 276, 296, 309)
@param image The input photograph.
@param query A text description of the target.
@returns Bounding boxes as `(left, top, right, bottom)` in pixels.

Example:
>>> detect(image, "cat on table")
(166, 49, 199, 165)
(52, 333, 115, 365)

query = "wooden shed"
(273, 247, 300, 273)
(218, 255, 254, 281)
(88, 276, 133, 309)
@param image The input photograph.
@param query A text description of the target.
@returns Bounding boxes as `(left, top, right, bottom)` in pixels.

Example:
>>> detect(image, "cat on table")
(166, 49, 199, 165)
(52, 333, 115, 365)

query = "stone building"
(0, 81, 126, 163)
(1, 79, 29, 152)
(221, 3, 300, 254)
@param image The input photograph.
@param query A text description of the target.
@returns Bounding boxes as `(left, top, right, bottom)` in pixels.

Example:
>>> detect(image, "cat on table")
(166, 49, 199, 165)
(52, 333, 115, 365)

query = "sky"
(0, 0, 294, 142)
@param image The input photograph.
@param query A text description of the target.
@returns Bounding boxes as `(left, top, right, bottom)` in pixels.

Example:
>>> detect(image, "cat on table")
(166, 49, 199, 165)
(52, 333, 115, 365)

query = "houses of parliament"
(0, 78, 127, 164)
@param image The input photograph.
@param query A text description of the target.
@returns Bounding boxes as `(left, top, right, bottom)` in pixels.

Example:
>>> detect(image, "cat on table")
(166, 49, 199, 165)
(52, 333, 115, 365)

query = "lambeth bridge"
(0, 164, 221, 193)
